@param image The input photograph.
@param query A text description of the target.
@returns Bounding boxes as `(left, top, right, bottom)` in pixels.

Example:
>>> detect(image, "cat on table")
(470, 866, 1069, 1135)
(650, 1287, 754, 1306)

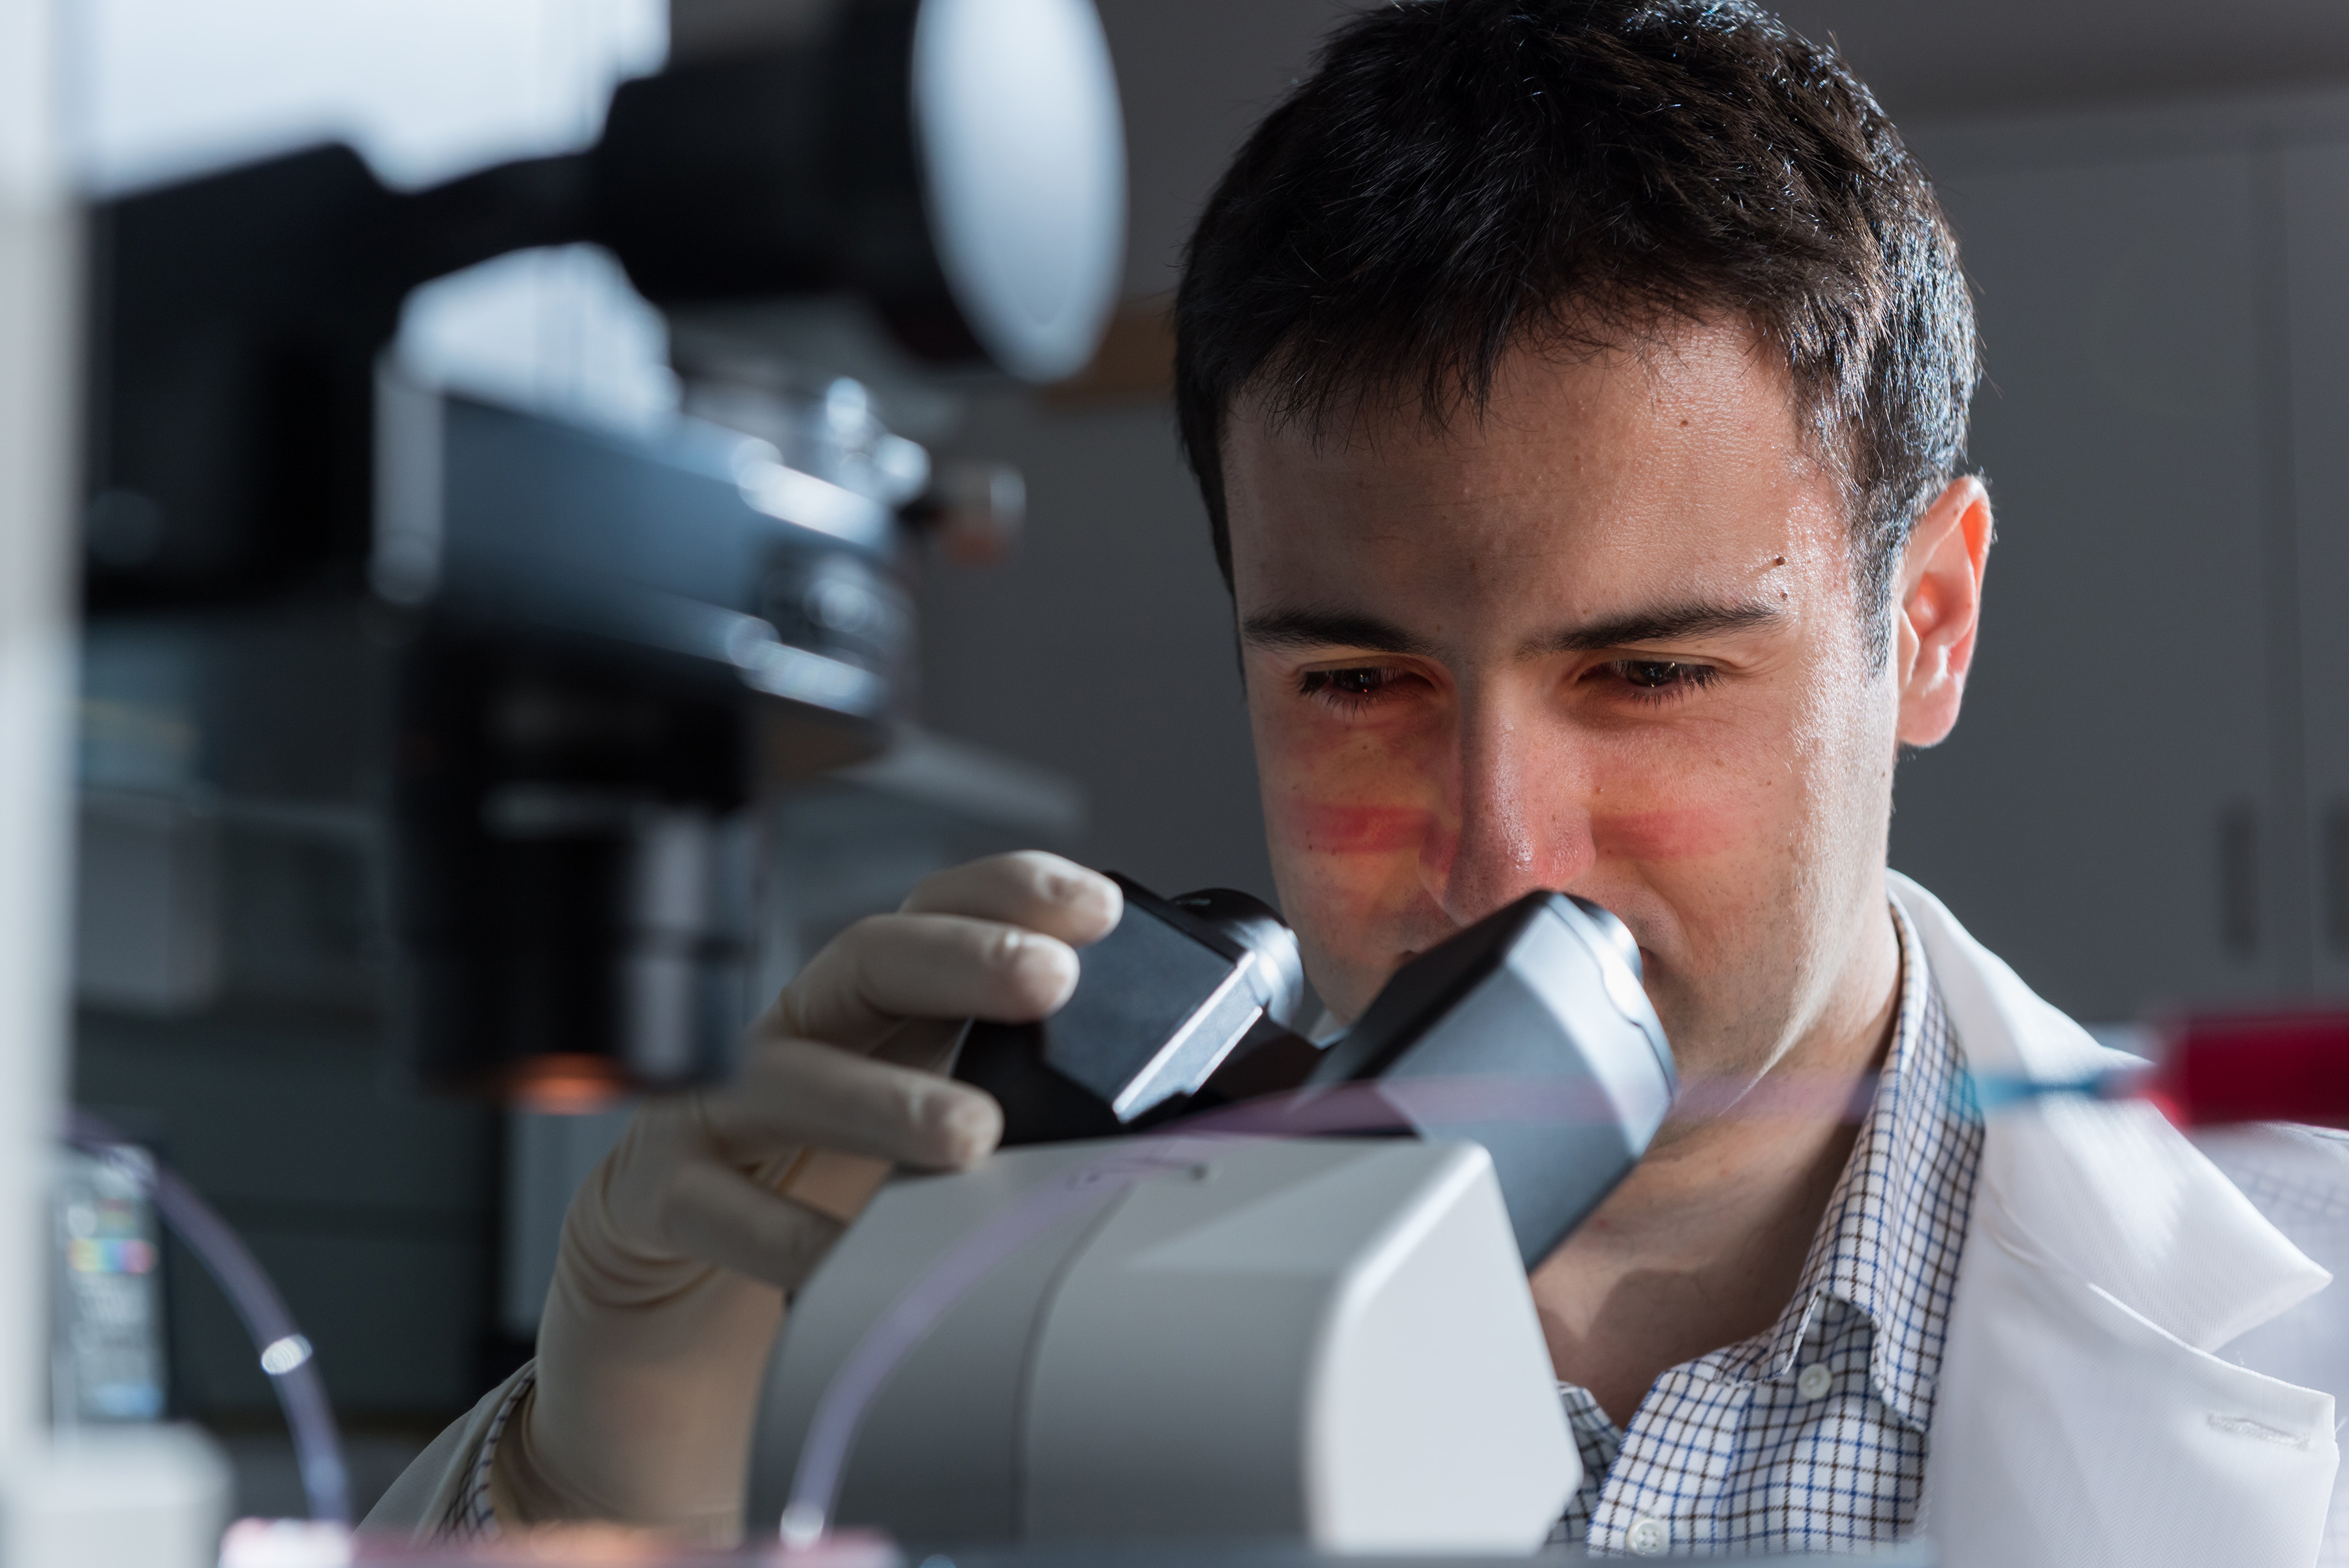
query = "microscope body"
(750, 1137, 1578, 1553)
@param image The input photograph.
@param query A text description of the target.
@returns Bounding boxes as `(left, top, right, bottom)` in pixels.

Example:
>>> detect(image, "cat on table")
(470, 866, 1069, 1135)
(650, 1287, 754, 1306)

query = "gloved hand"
(491, 852, 1123, 1540)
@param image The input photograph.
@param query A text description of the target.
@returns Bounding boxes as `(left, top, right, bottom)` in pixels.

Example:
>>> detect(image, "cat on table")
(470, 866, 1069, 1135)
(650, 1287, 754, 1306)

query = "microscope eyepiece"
(1569, 893, 1643, 979)
(1165, 886, 1308, 1034)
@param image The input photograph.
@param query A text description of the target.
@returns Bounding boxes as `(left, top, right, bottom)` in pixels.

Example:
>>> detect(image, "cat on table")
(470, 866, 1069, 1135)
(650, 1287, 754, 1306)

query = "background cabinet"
(2287, 144, 2349, 1000)
(1892, 102, 2349, 1022)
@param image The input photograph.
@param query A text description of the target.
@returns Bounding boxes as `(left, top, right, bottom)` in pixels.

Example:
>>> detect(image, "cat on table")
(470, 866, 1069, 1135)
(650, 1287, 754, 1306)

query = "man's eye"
(1298, 667, 1401, 706)
(1607, 660, 1717, 697)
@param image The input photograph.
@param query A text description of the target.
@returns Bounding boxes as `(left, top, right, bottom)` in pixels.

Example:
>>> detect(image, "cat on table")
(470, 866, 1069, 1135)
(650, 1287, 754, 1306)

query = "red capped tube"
(2134, 1012, 2349, 1131)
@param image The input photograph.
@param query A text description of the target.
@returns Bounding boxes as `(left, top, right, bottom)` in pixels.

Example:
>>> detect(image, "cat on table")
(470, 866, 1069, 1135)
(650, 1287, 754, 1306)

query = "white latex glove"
(491, 852, 1122, 1541)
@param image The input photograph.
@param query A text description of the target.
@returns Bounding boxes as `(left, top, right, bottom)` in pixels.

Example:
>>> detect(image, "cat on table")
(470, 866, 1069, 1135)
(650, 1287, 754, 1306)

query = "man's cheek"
(1270, 842, 1430, 1022)
(1251, 696, 1451, 867)
(1257, 790, 1442, 1019)
(1589, 805, 1745, 862)
(1261, 765, 1753, 884)
(1582, 784, 1790, 967)
(1272, 799, 1437, 856)
(1265, 798, 1441, 945)
(1583, 718, 1799, 873)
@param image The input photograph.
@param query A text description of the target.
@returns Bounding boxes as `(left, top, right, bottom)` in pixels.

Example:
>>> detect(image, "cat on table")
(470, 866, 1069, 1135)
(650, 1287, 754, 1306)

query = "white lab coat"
(1898, 873, 2342, 1567)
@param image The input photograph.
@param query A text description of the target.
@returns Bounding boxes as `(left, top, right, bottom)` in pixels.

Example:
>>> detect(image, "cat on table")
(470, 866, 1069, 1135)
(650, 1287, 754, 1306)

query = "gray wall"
(1776, 1, 2349, 121)
(920, 395, 1265, 899)
(1888, 106, 2348, 1019)
(1095, 0, 2349, 290)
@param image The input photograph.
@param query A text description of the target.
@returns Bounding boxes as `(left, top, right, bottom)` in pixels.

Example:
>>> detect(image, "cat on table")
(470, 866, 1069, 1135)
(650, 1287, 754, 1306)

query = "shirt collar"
(1744, 895, 1982, 1430)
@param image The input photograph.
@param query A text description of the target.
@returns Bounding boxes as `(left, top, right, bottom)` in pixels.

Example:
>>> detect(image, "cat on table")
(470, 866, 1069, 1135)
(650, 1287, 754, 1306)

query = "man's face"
(1224, 320, 1905, 1092)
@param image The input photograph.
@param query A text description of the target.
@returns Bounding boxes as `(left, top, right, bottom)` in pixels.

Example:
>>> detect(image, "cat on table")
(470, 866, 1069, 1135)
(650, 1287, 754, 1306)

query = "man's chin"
(1646, 1072, 1776, 1153)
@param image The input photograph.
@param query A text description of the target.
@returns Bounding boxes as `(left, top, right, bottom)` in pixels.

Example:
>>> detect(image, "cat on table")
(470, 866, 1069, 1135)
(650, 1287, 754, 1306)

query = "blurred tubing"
(66, 1114, 349, 1526)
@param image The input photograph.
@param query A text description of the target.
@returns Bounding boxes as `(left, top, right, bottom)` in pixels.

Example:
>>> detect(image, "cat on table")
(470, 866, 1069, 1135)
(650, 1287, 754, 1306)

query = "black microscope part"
(954, 876, 1305, 1146)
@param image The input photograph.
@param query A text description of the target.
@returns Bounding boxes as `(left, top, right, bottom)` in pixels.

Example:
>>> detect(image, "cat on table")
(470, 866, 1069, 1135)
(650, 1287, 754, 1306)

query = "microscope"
(748, 880, 1678, 1554)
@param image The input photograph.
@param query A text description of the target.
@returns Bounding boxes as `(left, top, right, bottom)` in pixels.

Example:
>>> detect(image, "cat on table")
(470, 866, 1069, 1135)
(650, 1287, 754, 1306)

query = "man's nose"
(1428, 707, 1592, 928)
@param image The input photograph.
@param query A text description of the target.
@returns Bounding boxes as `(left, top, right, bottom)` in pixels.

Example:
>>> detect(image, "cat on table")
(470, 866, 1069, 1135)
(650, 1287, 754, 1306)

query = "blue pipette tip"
(1965, 1066, 2151, 1117)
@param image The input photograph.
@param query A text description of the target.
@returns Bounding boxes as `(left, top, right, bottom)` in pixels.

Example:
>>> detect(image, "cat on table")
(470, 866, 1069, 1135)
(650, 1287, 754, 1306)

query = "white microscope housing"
(745, 1136, 1580, 1553)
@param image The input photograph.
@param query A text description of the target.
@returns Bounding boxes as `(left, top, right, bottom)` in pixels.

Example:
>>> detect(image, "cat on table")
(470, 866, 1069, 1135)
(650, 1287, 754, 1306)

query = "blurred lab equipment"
(63, 1116, 346, 1527)
(50, 1144, 166, 1428)
(50, 0, 1122, 1548)
(2138, 1012, 2349, 1128)
(85, 0, 1122, 611)
(81, 0, 1126, 1105)
(380, 382, 913, 1103)
(746, 885, 1676, 1551)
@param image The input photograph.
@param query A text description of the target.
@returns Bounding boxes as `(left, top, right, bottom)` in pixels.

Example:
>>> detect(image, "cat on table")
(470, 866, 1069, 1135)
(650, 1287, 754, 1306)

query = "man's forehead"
(1229, 315, 1797, 455)
(1221, 322, 1839, 607)
(1224, 322, 1817, 513)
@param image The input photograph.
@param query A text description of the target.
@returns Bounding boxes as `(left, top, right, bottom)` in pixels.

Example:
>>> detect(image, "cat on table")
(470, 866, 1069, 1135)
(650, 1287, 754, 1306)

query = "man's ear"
(1894, 476, 1993, 748)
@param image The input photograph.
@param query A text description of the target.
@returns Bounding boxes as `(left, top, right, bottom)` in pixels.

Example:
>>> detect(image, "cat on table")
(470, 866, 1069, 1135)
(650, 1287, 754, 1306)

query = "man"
(374, 1, 2342, 1560)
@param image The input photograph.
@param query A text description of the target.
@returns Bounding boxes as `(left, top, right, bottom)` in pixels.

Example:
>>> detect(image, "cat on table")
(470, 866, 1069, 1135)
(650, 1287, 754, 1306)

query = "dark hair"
(1173, 0, 1978, 656)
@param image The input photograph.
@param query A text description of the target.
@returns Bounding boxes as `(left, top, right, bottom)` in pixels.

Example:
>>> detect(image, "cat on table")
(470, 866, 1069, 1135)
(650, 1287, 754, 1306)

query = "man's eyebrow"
(1240, 598, 1786, 659)
(1240, 607, 1439, 657)
(1529, 599, 1785, 655)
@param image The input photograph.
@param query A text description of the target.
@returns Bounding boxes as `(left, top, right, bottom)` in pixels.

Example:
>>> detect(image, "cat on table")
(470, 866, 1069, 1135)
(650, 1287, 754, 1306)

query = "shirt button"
(1797, 1362, 1833, 1401)
(1627, 1516, 1668, 1556)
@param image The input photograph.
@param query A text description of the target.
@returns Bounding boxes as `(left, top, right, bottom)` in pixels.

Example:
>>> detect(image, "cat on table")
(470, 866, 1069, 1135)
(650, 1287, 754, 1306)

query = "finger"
(776, 1149, 895, 1225)
(700, 1036, 1003, 1170)
(870, 1015, 973, 1074)
(660, 1158, 846, 1292)
(899, 852, 1122, 947)
(774, 912, 1081, 1045)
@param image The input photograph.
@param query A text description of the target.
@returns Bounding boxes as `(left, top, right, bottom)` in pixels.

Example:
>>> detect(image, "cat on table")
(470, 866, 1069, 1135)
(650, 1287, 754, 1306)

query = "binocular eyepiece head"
(951, 875, 1677, 1266)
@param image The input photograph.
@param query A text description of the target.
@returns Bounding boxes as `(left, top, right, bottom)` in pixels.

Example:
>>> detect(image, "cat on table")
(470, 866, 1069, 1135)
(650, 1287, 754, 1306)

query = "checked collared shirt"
(1552, 897, 1984, 1557)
